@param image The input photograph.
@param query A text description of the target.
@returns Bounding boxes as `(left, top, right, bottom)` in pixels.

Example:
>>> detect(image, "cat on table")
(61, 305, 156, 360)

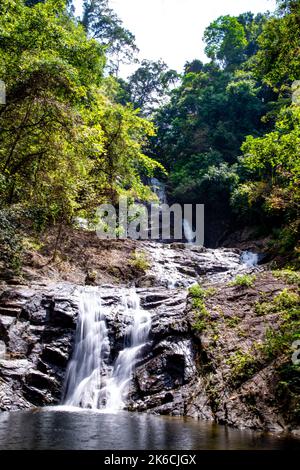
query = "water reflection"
(0, 409, 298, 450)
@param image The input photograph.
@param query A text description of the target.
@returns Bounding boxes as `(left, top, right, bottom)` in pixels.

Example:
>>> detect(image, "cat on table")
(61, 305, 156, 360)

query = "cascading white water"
(63, 287, 151, 412)
(63, 288, 110, 409)
(150, 177, 167, 204)
(183, 219, 194, 244)
(241, 251, 259, 267)
(105, 289, 151, 411)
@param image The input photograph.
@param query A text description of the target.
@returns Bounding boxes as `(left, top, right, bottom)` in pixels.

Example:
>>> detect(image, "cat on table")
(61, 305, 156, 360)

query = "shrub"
(188, 284, 206, 298)
(257, 288, 300, 359)
(130, 250, 150, 272)
(229, 274, 256, 288)
(255, 288, 300, 316)
(272, 269, 300, 286)
(188, 284, 215, 332)
(0, 208, 23, 273)
(225, 316, 242, 327)
(227, 349, 260, 384)
(274, 288, 299, 309)
(188, 284, 216, 298)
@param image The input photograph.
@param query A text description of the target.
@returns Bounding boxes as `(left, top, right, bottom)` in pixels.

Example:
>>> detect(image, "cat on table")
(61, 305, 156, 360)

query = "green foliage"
(255, 288, 299, 316)
(229, 274, 256, 288)
(130, 251, 150, 273)
(227, 349, 260, 384)
(188, 284, 215, 332)
(0, 208, 23, 272)
(149, 6, 298, 255)
(233, 105, 300, 254)
(188, 284, 206, 299)
(266, 227, 299, 259)
(263, 322, 300, 361)
(228, 286, 299, 385)
(188, 284, 216, 299)
(0, 0, 163, 234)
(272, 269, 300, 286)
(82, 0, 138, 74)
(274, 288, 299, 309)
(123, 60, 178, 116)
(253, 1, 300, 92)
(254, 288, 300, 360)
(192, 318, 208, 333)
(204, 15, 248, 69)
(204, 13, 268, 70)
(275, 362, 300, 424)
(150, 14, 268, 224)
(225, 316, 242, 328)
(255, 301, 275, 316)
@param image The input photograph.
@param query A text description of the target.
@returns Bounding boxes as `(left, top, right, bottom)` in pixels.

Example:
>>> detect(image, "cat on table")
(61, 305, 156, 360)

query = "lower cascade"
(63, 287, 151, 411)
(62, 246, 261, 411)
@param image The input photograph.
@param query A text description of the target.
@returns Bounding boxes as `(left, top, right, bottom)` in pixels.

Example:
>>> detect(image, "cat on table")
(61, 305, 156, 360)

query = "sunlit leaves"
(0, 0, 163, 225)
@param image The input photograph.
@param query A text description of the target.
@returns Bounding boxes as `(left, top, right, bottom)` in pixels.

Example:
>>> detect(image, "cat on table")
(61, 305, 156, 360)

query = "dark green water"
(0, 408, 298, 450)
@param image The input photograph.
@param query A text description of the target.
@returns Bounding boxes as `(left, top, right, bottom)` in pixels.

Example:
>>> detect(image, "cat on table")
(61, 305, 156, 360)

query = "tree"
(237, 12, 268, 58)
(232, 106, 300, 251)
(125, 60, 178, 116)
(276, 0, 300, 14)
(151, 62, 265, 173)
(82, 0, 138, 74)
(203, 13, 268, 70)
(184, 60, 204, 75)
(203, 16, 248, 69)
(253, 1, 300, 93)
(0, 0, 163, 228)
(0, 0, 105, 222)
(25, 0, 45, 5)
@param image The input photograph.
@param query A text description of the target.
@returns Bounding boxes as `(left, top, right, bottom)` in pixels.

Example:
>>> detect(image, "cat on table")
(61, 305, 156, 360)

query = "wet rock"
(0, 358, 32, 380)
(0, 315, 15, 344)
(42, 345, 70, 367)
(23, 384, 56, 406)
(0, 284, 79, 410)
(0, 381, 31, 411)
(21, 294, 50, 325)
(25, 370, 60, 393)
(50, 299, 77, 328)
(0, 341, 6, 359)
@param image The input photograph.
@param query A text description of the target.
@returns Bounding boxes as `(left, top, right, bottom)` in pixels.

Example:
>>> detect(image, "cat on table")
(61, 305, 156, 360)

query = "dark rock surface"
(0, 284, 78, 410)
(131, 273, 299, 434)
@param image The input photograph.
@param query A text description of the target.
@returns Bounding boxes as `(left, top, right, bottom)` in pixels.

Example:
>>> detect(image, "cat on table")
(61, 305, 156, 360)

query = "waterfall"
(241, 251, 259, 267)
(105, 289, 151, 411)
(63, 288, 110, 409)
(150, 177, 167, 204)
(183, 219, 194, 244)
(62, 287, 151, 411)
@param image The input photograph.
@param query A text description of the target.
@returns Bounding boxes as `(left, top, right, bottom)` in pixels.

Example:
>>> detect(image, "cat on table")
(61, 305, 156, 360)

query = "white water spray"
(183, 219, 194, 244)
(241, 251, 259, 267)
(63, 287, 151, 411)
(105, 289, 151, 411)
(63, 288, 110, 409)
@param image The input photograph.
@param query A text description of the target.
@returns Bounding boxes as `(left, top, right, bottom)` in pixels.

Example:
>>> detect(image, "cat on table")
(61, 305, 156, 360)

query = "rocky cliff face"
(0, 244, 299, 436)
(0, 284, 78, 410)
(131, 273, 299, 435)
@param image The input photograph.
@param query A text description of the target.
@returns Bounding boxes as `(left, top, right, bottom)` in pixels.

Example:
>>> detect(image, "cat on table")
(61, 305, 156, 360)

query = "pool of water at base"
(0, 408, 299, 450)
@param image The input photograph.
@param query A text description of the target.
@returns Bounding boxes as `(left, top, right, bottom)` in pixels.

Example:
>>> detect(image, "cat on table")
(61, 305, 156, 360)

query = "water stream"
(104, 289, 151, 410)
(63, 287, 151, 411)
(63, 288, 110, 409)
